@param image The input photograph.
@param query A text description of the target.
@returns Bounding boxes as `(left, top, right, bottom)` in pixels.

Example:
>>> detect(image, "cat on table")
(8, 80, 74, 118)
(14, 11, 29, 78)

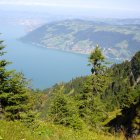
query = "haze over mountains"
(1, 0, 140, 18)
(1, 7, 140, 62)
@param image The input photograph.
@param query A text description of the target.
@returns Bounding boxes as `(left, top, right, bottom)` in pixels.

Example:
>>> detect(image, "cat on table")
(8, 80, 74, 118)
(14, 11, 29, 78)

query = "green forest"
(0, 40, 140, 140)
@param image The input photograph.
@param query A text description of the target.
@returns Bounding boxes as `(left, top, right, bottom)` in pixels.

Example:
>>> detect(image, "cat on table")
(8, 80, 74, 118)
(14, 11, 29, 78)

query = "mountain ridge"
(21, 19, 140, 61)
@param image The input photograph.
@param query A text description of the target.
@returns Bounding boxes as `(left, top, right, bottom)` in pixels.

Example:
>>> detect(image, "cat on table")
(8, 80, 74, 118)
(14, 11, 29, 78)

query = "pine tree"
(48, 86, 84, 130)
(0, 40, 30, 120)
(88, 45, 105, 75)
(88, 45, 111, 95)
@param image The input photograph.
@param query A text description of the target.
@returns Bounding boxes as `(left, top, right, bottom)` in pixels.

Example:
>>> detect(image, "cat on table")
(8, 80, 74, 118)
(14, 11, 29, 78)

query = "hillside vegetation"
(0, 41, 140, 140)
(21, 19, 140, 61)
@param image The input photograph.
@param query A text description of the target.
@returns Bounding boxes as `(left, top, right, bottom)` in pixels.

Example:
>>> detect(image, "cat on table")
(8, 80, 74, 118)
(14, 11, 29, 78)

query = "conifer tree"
(88, 45, 105, 75)
(0, 40, 30, 120)
(88, 45, 111, 95)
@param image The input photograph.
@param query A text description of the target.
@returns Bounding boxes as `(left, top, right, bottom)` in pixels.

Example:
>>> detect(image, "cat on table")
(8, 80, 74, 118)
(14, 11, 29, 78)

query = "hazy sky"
(0, 0, 140, 18)
(0, 0, 139, 10)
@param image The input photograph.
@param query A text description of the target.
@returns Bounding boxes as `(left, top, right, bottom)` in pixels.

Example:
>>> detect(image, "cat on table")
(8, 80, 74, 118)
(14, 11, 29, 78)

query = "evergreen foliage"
(88, 45, 105, 75)
(48, 86, 85, 130)
(0, 39, 139, 139)
(43, 50, 140, 139)
(131, 51, 140, 82)
(0, 41, 31, 120)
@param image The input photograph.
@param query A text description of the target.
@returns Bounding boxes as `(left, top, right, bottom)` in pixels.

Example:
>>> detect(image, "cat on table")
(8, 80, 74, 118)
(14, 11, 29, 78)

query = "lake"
(0, 22, 90, 89)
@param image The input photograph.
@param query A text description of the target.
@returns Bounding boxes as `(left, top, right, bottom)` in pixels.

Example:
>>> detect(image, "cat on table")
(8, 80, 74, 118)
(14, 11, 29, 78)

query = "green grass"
(0, 120, 126, 140)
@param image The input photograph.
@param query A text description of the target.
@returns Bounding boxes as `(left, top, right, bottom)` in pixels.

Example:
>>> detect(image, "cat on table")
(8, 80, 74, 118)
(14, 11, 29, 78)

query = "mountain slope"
(42, 51, 140, 138)
(21, 19, 140, 61)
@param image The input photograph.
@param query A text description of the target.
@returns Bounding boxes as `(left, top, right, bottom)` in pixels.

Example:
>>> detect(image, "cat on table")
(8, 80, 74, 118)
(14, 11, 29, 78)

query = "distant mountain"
(20, 19, 140, 61)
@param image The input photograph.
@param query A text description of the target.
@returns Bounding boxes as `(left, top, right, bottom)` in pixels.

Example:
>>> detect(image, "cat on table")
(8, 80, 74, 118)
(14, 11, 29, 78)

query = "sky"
(0, 0, 140, 18)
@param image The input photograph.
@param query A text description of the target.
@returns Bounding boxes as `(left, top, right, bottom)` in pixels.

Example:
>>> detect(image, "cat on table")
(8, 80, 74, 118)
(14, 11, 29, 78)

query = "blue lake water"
(1, 23, 90, 89)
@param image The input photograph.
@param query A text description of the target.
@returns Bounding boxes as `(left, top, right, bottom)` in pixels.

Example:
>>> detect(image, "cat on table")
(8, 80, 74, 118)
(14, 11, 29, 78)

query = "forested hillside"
(42, 48, 140, 138)
(0, 41, 140, 140)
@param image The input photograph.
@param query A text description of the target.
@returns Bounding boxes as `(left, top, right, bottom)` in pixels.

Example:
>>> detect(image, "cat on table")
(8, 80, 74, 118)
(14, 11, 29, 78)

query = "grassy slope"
(0, 120, 125, 140)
